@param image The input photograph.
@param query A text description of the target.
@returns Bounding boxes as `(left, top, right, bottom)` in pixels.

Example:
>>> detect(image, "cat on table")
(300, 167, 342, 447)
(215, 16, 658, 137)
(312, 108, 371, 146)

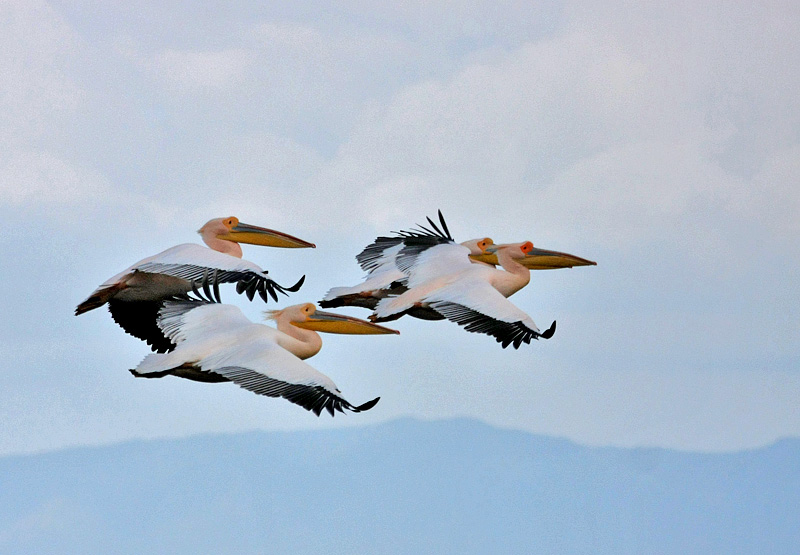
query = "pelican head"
(471, 241, 596, 270)
(199, 217, 316, 248)
(271, 303, 400, 335)
(460, 237, 494, 255)
(487, 241, 535, 260)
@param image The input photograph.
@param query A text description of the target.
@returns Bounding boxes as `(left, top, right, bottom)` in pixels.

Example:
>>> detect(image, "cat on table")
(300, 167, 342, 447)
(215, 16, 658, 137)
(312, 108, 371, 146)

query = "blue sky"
(2, 0, 798, 455)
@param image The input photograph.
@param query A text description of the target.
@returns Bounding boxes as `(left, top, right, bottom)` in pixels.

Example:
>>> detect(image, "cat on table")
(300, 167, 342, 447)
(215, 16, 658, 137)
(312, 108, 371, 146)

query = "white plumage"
(322, 211, 596, 348)
(131, 300, 385, 416)
(320, 211, 493, 316)
(89, 243, 278, 302)
(372, 241, 555, 349)
(75, 217, 312, 352)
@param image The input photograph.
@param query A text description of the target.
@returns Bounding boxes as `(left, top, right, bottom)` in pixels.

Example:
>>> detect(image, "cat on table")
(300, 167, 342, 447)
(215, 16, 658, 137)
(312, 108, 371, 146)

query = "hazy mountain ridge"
(2, 419, 798, 554)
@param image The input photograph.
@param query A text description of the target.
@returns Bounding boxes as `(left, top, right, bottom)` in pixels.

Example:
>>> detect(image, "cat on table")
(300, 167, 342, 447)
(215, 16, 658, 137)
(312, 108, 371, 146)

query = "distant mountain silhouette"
(1, 419, 798, 554)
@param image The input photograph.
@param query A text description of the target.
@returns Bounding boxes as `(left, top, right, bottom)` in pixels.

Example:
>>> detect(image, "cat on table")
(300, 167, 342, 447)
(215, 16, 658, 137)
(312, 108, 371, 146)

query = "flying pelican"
(75, 216, 314, 351)
(371, 240, 593, 348)
(320, 211, 495, 319)
(130, 299, 397, 416)
(321, 211, 595, 331)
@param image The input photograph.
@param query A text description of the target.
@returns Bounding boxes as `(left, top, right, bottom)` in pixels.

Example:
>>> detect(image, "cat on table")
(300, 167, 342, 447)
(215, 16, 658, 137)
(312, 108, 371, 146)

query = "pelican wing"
(148, 300, 380, 416)
(403, 242, 474, 288)
(319, 266, 405, 309)
(197, 335, 379, 417)
(356, 239, 406, 274)
(77, 244, 304, 316)
(157, 299, 250, 345)
(108, 297, 240, 353)
(210, 364, 380, 416)
(108, 299, 176, 353)
(321, 212, 460, 311)
(356, 210, 454, 274)
(425, 278, 556, 349)
(131, 244, 304, 304)
(195, 330, 355, 416)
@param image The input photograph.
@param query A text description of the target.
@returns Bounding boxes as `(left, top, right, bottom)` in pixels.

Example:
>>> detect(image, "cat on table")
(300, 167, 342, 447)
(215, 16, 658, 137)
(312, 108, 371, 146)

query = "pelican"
(130, 300, 397, 416)
(75, 217, 314, 351)
(321, 211, 595, 332)
(320, 211, 495, 319)
(371, 240, 593, 348)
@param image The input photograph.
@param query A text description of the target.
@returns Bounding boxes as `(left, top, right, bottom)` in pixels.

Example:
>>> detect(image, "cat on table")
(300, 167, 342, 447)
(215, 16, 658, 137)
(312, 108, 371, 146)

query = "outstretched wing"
(156, 298, 251, 346)
(425, 278, 556, 349)
(197, 334, 380, 416)
(110, 297, 244, 353)
(108, 299, 177, 353)
(211, 363, 380, 416)
(132, 244, 304, 304)
(402, 242, 474, 288)
(323, 211, 474, 312)
(149, 300, 380, 416)
(78, 243, 304, 316)
(356, 210, 455, 275)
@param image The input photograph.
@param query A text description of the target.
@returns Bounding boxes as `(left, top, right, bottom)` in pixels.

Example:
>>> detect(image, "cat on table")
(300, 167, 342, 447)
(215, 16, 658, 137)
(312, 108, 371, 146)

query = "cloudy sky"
(2, 0, 798, 455)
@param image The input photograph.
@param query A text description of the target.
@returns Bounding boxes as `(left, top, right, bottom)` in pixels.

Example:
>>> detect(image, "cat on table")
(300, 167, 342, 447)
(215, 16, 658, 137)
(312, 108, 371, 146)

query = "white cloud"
(0, 149, 109, 206)
(123, 46, 251, 94)
(156, 48, 251, 92)
(359, 175, 431, 228)
(249, 21, 327, 52)
(0, 0, 82, 144)
(272, 30, 705, 239)
(748, 144, 800, 237)
(286, 8, 800, 252)
(248, 20, 415, 66)
(533, 138, 746, 249)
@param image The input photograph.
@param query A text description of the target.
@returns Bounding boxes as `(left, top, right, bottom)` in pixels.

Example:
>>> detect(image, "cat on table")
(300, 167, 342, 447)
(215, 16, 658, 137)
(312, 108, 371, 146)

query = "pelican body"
(371, 241, 560, 348)
(76, 217, 314, 351)
(321, 211, 494, 320)
(322, 211, 595, 347)
(131, 300, 397, 416)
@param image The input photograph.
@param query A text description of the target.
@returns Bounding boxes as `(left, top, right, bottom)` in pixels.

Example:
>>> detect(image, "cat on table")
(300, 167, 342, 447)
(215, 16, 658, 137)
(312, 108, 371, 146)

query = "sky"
(1, 0, 798, 455)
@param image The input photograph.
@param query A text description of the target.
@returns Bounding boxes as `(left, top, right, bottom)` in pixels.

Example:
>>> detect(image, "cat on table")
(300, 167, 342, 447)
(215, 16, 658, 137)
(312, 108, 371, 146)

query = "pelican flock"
(77, 211, 595, 415)
(324, 211, 595, 348)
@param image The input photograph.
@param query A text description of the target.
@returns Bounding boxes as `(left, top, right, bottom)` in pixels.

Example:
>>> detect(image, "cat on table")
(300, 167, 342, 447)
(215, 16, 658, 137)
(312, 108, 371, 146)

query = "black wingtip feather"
(317, 298, 338, 309)
(353, 397, 380, 412)
(358, 212, 454, 275)
(286, 275, 306, 292)
(437, 210, 451, 239)
(430, 301, 548, 349)
(212, 275, 221, 303)
(541, 320, 556, 339)
(425, 216, 442, 236)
